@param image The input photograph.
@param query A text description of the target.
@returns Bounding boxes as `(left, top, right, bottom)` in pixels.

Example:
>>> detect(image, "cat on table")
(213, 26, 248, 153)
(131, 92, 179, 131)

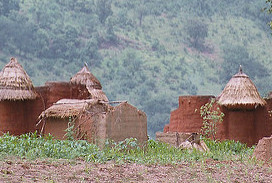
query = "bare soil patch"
(0, 158, 272, 182)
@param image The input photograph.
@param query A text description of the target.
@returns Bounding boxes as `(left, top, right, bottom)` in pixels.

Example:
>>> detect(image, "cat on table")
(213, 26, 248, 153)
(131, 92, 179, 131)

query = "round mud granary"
(217, 66, 267, 146)
(0, 58, 38, 135)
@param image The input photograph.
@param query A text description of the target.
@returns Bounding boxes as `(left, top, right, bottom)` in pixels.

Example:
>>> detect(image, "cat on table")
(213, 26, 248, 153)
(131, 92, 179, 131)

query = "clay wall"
(254, 99, 272, 141)
(163, 95, 272, 146)
(30, 86, 48, 132)
(42, 82, 89, 108)
(168, 96, 214, 133)
(44, 82, 72, 107)
(223, 109, 256, 146)
(0, 81, 91, 136)
(70, 84, 90, 100)
(0, 87, 48, 135)
(43, 118, 69, 139)
(105, 103, 148, 144)
(0, 101, 29, 135)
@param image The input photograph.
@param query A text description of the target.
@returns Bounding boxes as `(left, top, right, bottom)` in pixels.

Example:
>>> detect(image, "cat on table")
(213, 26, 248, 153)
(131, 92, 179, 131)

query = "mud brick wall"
(75, 103, 109, 143)
(254, 99, 272, 142)
(163, 95, 272, 146)
(70, 84, 90, 100)
(0, 101, 30, 135)
(156, 132, 193, 147)
(217, 101, 272, 146)
(168, 96, 214, 133)
(105, 103, 148, 144)
(0, 82, 92, 136)
(44, 118, 69, 139)
(223, 109, 256, 146)
(44, 82, 72, 107)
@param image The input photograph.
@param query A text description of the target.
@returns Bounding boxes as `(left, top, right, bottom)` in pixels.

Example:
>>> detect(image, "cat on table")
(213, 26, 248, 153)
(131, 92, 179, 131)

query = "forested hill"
(0, 0, 272, 138)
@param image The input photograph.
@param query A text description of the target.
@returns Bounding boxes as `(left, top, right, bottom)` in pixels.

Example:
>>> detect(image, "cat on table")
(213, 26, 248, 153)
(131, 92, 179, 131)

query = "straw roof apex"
(70, 63, 102, 90)
(218, 66, 266, 110)
(0, 57, 37, 101)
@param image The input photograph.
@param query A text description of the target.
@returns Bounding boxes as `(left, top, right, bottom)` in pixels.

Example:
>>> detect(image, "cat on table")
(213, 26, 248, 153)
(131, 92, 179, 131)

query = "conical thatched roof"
(218, 66, 266, 110)
(0, 58, 37, 101)
(70, 63, 102, 90)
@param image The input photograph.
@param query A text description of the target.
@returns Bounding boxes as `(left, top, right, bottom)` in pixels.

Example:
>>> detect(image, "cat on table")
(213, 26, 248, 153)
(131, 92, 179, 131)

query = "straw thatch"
(70, 63, 102, 90)
(218, 66, 266, 109)
(0, 57, 37, 101)
(39, 99, 99, 119)
(89, 89, 109, 102)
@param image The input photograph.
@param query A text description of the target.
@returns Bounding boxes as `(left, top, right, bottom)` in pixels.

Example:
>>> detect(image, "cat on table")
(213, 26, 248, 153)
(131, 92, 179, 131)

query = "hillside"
(0, 0, 272, 138)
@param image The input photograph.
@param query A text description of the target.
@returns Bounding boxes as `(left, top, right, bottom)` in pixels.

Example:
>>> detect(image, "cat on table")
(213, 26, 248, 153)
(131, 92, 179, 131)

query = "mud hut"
(0, 58, 38, 135)
(39, 99, 148, 145)
(39, 99, 107, 140)
(218, 66, 266, 110)
(216, 66, 268, 145)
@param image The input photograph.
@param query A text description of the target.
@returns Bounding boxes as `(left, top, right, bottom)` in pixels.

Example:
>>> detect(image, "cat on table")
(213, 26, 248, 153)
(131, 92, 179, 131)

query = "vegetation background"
(0, 0, 272, 138)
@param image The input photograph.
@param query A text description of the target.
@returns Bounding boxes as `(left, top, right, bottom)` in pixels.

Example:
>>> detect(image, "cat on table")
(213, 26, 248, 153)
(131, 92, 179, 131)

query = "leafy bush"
(200, 98, 224, 140)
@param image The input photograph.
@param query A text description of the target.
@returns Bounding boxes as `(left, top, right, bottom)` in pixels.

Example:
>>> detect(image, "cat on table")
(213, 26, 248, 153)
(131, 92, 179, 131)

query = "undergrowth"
(0, 133, 254, 164)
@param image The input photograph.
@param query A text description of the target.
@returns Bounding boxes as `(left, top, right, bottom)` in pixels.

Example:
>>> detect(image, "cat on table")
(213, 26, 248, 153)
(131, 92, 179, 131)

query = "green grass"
(0, 133, 254, 165)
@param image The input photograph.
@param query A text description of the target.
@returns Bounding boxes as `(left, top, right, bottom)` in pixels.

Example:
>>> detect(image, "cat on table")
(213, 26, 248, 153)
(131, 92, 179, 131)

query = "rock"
(253, 135, 272, 161)
(179, 141, 193, 150)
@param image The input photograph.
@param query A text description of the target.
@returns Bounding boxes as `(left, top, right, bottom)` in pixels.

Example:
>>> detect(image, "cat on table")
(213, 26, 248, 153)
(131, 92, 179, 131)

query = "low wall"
(105, 103, 148, 144)
(156, 132, 193, 147)
(168, 96, 214, 133)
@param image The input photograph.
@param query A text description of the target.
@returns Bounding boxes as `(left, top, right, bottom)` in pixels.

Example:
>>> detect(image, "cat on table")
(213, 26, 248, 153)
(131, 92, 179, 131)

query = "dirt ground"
(1, 158, 272, 182)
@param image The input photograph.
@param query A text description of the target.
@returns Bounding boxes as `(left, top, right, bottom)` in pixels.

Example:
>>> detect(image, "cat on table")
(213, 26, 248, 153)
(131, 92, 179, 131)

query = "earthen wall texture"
(0, 82, 91, 136)
(44, 118, 68, 139)
(255, 99, 272, 140)
(168, 96, 214, 133)
(105, 103, 148, 144)
(45, 82, 72, 107)
(0, 101, 30, 135)
(35, 82, 90, 134)
(164, 95, 272, 146)
(253, 135, 272, 161)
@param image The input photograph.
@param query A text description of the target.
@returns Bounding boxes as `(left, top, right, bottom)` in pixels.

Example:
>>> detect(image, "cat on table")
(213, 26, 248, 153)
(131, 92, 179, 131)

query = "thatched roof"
(39, 99, 100, 119)
(89, 89, 109, 102)
(0, 57, 37, 101)
(70, 63, 102, 90)
(218, 66, 266, 109)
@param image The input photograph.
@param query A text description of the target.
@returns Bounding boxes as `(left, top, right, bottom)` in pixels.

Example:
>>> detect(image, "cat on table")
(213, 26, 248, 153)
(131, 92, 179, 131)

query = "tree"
(95, 0, 112, 24)
(265, 0, 272, 29)
(0, 0, 19, 16)
(220, 45, 269, 83)
(185, 19, 208, 51)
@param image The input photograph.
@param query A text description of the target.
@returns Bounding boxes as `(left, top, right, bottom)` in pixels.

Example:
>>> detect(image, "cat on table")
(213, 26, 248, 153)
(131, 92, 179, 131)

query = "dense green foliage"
(0, 0, 272, 137)
(0, 133, 253, 164)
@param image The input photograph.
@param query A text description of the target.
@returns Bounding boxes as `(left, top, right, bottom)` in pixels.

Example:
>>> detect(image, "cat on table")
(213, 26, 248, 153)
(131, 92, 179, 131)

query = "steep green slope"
(0, 0, 271, 138)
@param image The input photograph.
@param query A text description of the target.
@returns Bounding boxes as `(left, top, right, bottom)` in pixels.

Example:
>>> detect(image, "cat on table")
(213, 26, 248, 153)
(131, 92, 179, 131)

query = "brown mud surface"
(1, 158, 272, 182)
